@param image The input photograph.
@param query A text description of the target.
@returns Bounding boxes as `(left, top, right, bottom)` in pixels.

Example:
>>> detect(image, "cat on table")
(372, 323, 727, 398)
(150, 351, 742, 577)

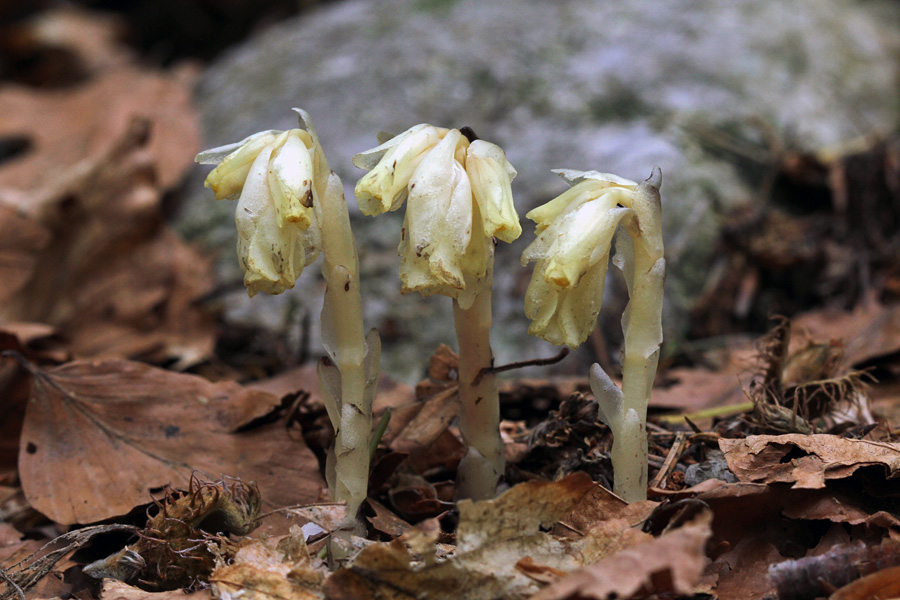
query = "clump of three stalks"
(198, 109, 664, 508)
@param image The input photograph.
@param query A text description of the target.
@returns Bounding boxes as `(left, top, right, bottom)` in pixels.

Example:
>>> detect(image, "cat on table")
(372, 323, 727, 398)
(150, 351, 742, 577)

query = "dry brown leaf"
(324, 473, 596, 600)
(18, 358, 323, 524)
(0, 523, 37, 566)
(780, 488, 900, 530)
(708, 536, 781, 600)
(719, 434, 900, 488)
(454, 472, 595, 553)
(210, 526, 326, 600)
(557, 480, 657, 537)
(387, 387, 459, 457)
(0, 53, 212, 366)
(651, 366, 748, 411)
(0, 205, 49, 305)
(530, 512, 712, 600)
(0, 118, 214, 366)
(830, 565, 900, 600)
(793, 299, 900, 368)
(100, 579, 212, 600)
(1, 322, 69, 473)
(553, 485, 657, 569)
(0, 64, 197, 194)
(664, 479, 900, 598)
(366, 498, 411, 538)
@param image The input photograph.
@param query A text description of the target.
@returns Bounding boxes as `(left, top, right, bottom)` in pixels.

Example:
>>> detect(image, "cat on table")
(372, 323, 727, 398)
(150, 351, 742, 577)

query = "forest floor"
(2, 3, 900, 600)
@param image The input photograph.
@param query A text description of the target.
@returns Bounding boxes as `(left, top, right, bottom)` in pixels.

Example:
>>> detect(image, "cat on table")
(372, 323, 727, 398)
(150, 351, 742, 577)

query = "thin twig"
(0, 566, 25, 600)
(473, 348, 570, 385)
(649, 431, 687, 489)
(255, 502, 347, 522)
(1, 524, 137, 600)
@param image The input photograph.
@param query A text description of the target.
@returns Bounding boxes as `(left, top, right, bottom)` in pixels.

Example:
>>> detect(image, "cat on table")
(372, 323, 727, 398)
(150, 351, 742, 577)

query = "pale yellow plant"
(521, 168, 664, 502)
(197, 122, 324, 297)
(353, 125, 520, 499)
(197, 109, 379, 520)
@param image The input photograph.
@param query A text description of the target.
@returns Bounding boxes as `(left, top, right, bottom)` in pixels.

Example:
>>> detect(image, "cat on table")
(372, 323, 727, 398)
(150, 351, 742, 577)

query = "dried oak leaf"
(18, 359, 324, 524)
(0, 322, 66, 472)
(324, 473, 596, 600)
(530, 511, 712, 600)
(719, 434, 900, 488)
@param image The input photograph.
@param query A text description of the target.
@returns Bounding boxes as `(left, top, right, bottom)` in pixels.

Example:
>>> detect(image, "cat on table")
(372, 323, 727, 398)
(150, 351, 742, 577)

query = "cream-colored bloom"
(353, 125, 519, 309)
(521, 170, 639, 348)
(196, 109, 328, 297)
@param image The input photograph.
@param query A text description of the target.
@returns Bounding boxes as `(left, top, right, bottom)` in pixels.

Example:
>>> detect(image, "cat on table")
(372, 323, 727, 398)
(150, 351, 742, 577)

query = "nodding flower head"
(520, 170, 639, 348)
(353, 125, 520, 309)
(196, 109, 329, 297)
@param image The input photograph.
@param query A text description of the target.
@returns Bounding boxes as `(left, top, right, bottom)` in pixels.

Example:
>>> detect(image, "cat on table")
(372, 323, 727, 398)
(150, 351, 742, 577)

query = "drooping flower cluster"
(521, 170, 639, 348)
(196, 109, 329, 297)
(353, 125, 520, 308)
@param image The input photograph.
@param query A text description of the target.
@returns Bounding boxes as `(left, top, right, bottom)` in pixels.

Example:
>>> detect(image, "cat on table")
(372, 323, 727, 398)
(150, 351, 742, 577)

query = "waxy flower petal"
(196, 113, 327, 297)
(466, 140, 520, 243)
(200, 131, 278, 201)
(353, 124, 519, 307)
(268, 130, 316, 229)
(521, 170, 639, 348)
(353, 125, 444, 216)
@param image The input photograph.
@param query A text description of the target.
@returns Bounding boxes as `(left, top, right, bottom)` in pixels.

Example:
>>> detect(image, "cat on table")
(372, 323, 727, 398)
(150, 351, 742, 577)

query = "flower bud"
(353, 125, 520, 308)
(196, 113, 327, 296)
(521, 171, 638, 348)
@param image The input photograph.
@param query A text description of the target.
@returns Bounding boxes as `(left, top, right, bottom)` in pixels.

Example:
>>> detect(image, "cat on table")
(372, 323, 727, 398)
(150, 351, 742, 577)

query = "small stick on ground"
(474, 348, 570, 386)
(649, 431, 687, 489)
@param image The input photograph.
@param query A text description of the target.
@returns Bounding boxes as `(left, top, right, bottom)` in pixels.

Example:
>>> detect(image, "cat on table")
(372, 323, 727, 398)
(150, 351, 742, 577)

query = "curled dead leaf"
(0, 62, 212, 367)
(719, 434, 900, 489)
